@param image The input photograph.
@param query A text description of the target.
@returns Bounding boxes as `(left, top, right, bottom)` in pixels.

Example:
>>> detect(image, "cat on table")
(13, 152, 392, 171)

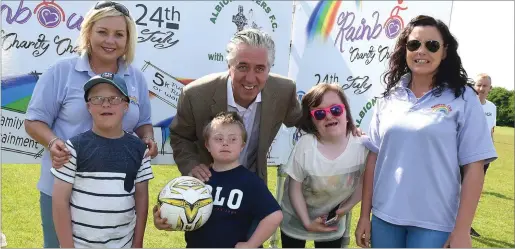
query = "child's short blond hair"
(203, 112, 247, 143)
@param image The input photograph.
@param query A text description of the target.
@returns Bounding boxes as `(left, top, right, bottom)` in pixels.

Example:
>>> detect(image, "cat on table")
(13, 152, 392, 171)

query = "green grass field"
(1, 127, 514, 248)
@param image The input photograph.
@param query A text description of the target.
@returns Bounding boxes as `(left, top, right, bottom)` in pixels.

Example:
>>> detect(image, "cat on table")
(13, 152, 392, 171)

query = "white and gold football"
(157, 176, 213, 231)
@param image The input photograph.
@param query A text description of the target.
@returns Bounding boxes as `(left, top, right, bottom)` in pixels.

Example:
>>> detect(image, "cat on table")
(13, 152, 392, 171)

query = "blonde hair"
(76, 5, 137, 64)
(203, 112, 247, 143)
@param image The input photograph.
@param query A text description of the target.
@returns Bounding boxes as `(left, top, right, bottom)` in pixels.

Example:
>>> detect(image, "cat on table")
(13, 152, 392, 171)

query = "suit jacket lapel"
(257, 79, 277, 170)
(210, 73, 229, 118)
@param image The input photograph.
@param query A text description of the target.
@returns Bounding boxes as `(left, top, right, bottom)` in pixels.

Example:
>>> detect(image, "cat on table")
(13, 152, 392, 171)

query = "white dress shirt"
(227, 78, 261, 166)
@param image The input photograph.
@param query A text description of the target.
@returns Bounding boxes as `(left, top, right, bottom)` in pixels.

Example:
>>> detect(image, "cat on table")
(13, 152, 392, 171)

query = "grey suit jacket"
(169, 71, 302, 184)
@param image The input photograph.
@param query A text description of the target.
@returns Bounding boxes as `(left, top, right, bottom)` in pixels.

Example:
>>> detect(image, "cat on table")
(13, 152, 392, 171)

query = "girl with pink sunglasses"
(279, 83, 369, 248)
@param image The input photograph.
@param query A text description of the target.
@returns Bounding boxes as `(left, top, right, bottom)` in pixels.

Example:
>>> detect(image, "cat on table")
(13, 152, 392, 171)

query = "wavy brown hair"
(383, 15, 471, 98)
(298, 83, 355, 138)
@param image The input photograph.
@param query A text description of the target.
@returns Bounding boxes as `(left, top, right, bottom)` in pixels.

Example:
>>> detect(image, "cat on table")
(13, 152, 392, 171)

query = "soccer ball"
(157, 176, 213, 231)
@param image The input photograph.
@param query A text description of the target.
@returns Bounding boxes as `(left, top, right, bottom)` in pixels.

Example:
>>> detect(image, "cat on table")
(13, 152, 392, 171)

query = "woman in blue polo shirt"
(355, 15, 497, 248)
(24, 2, 157, 248)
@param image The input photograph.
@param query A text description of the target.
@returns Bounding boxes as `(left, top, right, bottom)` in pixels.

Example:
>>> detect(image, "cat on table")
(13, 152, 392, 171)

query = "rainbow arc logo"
(306, 0, 362, 42)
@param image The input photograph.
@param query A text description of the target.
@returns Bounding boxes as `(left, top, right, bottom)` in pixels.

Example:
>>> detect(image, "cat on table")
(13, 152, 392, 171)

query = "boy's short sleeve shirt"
(185, 166, 280, 248)
(50, 130, 154, 248)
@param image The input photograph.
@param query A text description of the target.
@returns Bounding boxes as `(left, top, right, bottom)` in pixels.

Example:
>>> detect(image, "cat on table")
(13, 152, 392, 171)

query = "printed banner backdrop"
(1, 0, 294, 164)
(287, 0, 453, 137)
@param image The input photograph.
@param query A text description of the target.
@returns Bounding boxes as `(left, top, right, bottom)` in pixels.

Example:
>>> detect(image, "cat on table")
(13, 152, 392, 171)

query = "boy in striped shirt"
(51, 73, 154, 248)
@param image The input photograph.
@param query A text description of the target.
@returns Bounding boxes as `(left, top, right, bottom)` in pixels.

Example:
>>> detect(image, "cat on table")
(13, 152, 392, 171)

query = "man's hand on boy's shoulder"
(188, 164, 211, 182)
(152, 205, 174, 231)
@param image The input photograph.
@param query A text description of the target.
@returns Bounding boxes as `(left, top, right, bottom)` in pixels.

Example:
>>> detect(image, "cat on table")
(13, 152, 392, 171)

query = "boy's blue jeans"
(40, 192, 60, 248)
(370, 215, 450, 248)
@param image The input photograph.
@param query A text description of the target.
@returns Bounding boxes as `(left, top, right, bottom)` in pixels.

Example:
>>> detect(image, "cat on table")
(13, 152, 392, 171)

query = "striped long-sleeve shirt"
(51, 130, 154, 248)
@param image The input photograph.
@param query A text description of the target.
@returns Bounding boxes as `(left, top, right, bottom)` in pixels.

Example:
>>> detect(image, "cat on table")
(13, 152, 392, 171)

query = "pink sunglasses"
(310, 104, 345, 120)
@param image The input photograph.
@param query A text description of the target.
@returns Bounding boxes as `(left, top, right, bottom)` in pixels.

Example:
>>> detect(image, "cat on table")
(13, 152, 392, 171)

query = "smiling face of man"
(228, 43, 270, 108)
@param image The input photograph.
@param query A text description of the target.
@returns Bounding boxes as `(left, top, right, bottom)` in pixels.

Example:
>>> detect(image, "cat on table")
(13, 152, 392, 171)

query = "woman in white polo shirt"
(355, 15, 497, 248)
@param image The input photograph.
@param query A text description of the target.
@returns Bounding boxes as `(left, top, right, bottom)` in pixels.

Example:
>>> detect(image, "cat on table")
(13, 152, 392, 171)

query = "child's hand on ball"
(153, 205, 174, 231)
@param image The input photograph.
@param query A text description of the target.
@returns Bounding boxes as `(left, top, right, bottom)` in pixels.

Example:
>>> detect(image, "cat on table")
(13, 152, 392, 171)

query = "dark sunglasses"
(94, 1, 131, 18)
(310, 104, 345, 121)
(406, 40, 441, 53)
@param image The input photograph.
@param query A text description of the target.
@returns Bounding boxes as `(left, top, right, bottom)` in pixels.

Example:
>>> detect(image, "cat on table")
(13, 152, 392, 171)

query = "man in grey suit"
(169, 28, 301, 184)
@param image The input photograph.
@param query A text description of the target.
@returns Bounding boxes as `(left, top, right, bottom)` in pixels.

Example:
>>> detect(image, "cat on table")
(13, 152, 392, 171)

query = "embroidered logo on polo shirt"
(129, 96, 139, 105)
(431, 104, 452, 115)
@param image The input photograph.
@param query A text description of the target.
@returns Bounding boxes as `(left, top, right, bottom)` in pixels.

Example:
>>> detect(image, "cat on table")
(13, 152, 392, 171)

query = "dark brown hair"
(383, 15, 470, 98)
(203, 111, 247, 143)
(298, 83, 355, 138)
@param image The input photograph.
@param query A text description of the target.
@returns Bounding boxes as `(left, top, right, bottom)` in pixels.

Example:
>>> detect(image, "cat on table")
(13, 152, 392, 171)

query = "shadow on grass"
(482, 191, 514, 200)
(473, 236, 515, 248)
